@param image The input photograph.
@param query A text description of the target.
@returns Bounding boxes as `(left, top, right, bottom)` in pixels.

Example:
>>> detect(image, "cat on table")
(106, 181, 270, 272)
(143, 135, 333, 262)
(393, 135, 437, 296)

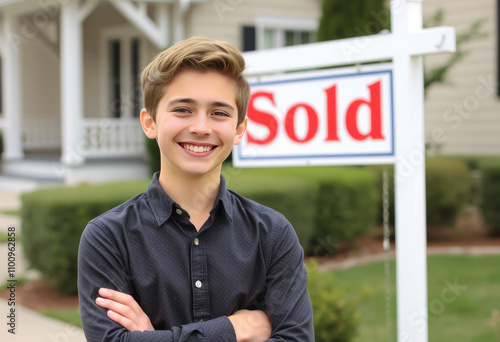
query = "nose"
(189, 113, 212, 136)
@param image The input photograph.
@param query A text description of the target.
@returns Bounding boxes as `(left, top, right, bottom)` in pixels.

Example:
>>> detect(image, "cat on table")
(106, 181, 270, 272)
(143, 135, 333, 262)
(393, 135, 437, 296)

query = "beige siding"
(423, 0, 500, 155)
(21, 33, 60, 121)
(186, 0, 321, 50)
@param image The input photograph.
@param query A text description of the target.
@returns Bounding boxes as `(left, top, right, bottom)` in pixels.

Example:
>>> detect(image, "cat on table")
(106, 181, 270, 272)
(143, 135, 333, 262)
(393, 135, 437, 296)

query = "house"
(0, 0, 497, 191)
(0, 0, 320, 190)
(422, 0, 500, 156)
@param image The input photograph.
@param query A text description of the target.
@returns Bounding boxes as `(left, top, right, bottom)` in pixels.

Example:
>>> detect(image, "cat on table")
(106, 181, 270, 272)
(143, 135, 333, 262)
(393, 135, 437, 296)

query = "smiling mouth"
(180, 143, 216, 153)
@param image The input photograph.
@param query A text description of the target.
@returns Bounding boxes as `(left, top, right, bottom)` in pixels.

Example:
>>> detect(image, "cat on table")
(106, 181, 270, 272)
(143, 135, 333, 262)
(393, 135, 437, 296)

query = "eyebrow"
(167, 98, 235, 112)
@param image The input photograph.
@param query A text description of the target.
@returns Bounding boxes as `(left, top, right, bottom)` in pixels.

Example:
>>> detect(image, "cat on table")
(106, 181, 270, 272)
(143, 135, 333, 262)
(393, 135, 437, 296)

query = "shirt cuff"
(200, 316, 236, 342)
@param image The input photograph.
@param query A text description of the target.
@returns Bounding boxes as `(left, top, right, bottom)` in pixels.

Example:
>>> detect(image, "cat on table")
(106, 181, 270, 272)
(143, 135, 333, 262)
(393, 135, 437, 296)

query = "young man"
(78, 37, 314, 342)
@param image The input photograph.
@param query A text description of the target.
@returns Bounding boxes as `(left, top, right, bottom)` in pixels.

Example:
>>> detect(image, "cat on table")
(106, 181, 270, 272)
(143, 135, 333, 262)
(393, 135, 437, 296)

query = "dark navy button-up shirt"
(78, 173, 314, 341)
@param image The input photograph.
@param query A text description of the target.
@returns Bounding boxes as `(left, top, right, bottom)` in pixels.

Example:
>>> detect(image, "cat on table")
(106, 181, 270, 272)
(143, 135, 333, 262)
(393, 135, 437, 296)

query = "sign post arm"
(392, 1, 428, 341)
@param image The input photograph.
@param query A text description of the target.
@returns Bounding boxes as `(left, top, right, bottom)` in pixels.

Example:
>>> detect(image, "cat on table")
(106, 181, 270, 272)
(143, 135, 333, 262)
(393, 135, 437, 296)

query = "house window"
(102, 29, 143, 118)
(109, 39, 122, 118)
(252, 15, 317, 51)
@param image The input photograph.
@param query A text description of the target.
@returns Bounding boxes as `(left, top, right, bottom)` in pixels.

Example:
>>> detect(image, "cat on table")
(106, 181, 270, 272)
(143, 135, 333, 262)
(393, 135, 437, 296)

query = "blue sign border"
(237, 69, 395, 162)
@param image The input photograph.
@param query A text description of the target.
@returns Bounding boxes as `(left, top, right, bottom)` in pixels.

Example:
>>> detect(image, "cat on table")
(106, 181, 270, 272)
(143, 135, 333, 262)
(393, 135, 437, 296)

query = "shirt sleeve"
(78, 221, 237, 342)
(264, 216, 315, 341)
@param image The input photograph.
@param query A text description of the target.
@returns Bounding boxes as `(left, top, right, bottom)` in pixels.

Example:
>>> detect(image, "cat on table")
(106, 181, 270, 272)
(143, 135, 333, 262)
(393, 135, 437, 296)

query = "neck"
(158, 167, 221, 215)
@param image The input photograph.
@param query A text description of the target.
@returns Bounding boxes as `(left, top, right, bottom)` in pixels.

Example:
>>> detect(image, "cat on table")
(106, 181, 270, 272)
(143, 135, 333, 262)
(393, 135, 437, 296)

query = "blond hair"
(141, 37, 249, 125)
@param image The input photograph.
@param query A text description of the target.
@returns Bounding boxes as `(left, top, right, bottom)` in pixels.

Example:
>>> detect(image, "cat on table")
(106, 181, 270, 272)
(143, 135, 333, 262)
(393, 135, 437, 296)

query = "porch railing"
(24, 118, 61, 149)
(81, 118, 145, 158)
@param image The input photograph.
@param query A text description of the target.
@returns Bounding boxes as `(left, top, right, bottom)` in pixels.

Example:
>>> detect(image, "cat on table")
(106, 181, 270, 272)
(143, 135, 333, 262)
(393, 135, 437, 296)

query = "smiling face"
(141, 70, 247, 179)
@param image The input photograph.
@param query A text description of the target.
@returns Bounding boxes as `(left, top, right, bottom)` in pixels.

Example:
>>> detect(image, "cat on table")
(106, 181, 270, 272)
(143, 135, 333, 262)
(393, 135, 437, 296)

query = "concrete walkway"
(0, 190, 86, 342)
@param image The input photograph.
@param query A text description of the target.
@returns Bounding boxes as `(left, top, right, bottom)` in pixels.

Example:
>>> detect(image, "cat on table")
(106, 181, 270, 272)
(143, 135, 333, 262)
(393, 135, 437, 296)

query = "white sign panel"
(234, 64, 394, 167)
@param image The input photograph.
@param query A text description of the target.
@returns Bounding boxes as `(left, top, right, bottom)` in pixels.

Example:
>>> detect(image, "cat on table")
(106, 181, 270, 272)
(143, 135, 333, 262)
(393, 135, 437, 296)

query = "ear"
(233, 118, 247, 145)
(140, 108, 157, 139)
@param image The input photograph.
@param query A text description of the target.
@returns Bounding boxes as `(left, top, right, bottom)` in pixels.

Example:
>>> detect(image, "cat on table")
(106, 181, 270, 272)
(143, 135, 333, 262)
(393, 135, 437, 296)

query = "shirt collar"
(146, 172, 233, 227)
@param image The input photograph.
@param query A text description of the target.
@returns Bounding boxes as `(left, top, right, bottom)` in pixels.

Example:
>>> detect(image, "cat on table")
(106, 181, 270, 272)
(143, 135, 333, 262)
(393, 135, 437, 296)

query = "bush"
(478, 160, 500, 236)
(145, 136, 161, 176)
(21, 181, 149, 294)
(367, 158, 474, 232)
(425, 157, 473, 228)
(306, 259, 366, 341)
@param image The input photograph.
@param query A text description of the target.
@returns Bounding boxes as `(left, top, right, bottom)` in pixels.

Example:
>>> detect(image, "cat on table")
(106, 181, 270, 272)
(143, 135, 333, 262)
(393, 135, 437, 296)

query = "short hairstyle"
(141, 37, 250, 126)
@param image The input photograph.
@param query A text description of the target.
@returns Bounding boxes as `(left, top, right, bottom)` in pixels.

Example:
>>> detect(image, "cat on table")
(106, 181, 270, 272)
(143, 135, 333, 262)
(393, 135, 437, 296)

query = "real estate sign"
(234, 64, 394, 167)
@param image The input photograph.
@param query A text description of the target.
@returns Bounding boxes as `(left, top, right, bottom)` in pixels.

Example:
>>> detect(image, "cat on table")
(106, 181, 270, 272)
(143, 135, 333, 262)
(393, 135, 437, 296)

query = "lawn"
(333, 254, 500, 342)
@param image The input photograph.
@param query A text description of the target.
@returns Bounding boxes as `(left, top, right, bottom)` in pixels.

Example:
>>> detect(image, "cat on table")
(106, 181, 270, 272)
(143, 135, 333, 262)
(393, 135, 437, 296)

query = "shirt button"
(194, 238, 199, 246)
(175, 208, 182, 215)
(195, 280, 202, 288)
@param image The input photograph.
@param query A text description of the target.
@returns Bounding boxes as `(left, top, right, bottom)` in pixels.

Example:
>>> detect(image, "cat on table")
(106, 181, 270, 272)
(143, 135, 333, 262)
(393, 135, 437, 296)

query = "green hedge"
(474, 157, 500, 236)
(146, 136, 161, 176)
(425, 157, 473, 228)
(368, 157, 473, 231)
(21, 181, 149, 294)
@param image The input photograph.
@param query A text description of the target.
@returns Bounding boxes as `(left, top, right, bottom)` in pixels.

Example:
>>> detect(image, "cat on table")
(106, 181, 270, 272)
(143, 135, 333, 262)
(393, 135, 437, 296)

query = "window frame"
(100, 26, 146, 119)
(255, 15, 318, 50)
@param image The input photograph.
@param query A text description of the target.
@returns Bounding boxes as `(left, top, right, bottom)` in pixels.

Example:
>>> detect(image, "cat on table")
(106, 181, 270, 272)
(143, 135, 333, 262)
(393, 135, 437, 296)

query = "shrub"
(306, 259, 365, 341)
(425, 157, 473, 228)
(145, 136, 161, 176)
(368, 158, 474, 232)
(479, 161, 500, 236)
(310, 167, 378, 246)
(21, 181, 149, 294)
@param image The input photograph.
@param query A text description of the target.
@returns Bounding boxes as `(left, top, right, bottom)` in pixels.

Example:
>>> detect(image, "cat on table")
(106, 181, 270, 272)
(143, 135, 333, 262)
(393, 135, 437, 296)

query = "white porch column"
(2, 9, 24, 160)
(60, 0, 85, 166)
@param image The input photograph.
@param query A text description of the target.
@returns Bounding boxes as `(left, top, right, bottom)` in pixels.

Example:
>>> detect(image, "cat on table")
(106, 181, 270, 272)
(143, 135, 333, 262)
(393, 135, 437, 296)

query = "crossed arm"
(95, 287, 272, 342)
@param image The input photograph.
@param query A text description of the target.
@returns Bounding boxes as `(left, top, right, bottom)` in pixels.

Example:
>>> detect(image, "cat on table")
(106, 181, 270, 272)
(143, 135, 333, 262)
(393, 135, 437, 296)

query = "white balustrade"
(81, 118, 145, 158)
(23, 118, 61, 149)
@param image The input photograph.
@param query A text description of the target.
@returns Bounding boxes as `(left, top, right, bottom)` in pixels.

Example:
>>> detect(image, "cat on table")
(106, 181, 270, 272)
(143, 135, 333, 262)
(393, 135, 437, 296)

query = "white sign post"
(235, 1, 456, 341)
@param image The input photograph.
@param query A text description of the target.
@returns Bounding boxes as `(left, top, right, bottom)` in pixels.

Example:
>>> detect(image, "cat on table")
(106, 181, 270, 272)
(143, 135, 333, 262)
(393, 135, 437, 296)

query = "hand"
(95, 288, 155, 332)
(228, 309, 272, 342)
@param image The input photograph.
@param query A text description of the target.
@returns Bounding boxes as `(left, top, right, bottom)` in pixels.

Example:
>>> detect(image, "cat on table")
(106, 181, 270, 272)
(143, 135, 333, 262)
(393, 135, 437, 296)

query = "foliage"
(306, 259, 368, 342)
(479, 163, 500, 235)
(424, 8, 488, 91)
(425, 157, 473, 228)
(21, 181, 148, 294)
(146, 136, 161, 176)
(367, 158, 474, 231)
(317, 0, 389, 41)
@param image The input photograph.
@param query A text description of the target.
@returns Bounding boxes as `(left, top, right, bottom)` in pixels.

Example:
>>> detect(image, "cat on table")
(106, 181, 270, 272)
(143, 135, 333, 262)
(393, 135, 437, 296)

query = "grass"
(40, 308, 82, 328)
(333, 254, 500, 342)
(0, 275, 28, 290)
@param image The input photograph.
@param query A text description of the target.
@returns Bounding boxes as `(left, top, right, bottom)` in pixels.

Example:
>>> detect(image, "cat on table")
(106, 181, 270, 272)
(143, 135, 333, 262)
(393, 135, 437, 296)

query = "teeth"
(183, 144, 213, 153)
